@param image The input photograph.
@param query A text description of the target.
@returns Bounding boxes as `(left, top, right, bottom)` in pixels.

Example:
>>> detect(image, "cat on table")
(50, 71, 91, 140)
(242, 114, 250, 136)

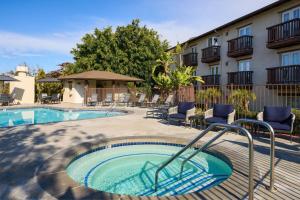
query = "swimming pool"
(66, 143, 232, 197)
(0, 107, 124, 128)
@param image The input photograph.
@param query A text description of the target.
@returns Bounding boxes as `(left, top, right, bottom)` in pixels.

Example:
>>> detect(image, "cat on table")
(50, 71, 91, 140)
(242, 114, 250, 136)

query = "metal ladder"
(154, 119, 275, 200)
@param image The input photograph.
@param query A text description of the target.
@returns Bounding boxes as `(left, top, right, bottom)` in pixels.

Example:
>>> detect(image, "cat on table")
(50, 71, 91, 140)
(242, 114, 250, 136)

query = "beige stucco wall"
(62, 80, 85, 104)
(9, 74, 35, 104)
(62, 80, 129, 104)
(180, 0, 300, 86)
(176, 0, 300, 109)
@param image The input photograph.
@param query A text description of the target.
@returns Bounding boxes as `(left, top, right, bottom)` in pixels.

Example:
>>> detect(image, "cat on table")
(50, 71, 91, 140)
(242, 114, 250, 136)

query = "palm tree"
(229, 89, 256, 112)
(197, 88, 221, 110)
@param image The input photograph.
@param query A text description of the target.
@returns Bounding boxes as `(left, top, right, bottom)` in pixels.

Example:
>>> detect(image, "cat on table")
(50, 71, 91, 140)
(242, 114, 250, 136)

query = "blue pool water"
(67, 144, 232, 196)
(0, 108, 123, 128)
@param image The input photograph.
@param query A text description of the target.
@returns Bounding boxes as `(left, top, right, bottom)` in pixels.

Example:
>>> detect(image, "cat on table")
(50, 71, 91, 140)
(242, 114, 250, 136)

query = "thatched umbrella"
(0, 75, 18, 94)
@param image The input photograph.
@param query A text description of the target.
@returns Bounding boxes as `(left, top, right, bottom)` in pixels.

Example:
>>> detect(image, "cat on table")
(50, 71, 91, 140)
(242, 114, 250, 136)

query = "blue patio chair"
(204, 104, 236, 125)
(257, 106, 295, 142)
(87, 93, 98, 106)
(168, 102, 195, 126)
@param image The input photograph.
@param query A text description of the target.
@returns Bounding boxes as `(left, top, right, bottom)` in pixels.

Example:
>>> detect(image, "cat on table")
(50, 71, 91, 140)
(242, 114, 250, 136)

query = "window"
(210, 65, 219, 75)
(238, 60, 251, 71)
(281, 50, 300, 66)
(208, 37, 219, 47)
(239, 25, 252, 36)
(191, 46, 197, 53)
(282, 6, 300, 22)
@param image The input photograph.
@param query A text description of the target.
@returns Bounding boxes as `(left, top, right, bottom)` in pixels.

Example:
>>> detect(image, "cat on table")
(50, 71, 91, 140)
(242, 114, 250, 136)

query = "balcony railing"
(227, 35, 253, 57)
(201, 75, 220, 86)
(183, 53, 198, 66)
(201, 46, 220, 63)
(267, 19, 300, 49)
(267, 65, 300, 84)
(227, 71, 253, 85)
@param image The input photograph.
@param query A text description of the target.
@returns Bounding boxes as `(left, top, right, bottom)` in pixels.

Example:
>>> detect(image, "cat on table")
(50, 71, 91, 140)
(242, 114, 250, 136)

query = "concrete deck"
(0, 104, 299, 199)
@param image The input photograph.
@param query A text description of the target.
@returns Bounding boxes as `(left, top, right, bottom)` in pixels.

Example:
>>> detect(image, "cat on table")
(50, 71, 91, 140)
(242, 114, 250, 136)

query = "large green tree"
(66, 19, 168, 86)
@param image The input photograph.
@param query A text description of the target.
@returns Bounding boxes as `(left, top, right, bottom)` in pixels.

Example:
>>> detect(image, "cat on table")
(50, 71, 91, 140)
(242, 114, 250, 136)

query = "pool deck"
(0, 103, 299, 200)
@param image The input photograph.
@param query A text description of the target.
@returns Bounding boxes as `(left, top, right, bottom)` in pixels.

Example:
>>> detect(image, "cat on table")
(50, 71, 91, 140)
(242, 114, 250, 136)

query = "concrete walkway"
(0, 105, 299, 199)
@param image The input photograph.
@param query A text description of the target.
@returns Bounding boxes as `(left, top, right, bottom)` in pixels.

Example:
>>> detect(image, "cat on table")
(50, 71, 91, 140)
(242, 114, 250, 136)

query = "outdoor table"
(189, 114, 204, 129)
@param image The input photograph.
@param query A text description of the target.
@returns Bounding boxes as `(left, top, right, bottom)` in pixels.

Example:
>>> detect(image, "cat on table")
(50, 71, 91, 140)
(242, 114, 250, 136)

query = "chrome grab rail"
(153, 123, 254, 200)
(233, 119, 275, 191)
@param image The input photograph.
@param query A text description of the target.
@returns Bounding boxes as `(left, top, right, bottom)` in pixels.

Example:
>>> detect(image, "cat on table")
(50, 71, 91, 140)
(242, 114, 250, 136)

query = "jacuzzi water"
(67, 143, 232, 197)
(0, 108, 123, 128)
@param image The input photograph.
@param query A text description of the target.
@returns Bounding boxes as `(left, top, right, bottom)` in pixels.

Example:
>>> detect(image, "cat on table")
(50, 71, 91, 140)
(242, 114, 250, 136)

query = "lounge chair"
(102, 93, 113, 106)
(50, 93, 60, 104)
(118, 93, 131, 106)
(87, 93, 98, 106)
(146, 94, 173, 118)
(135, 93, 146, 107)
(168, 102, 196, 126)
(257, 106, 295, 141)
(146, 94, 160, 107)
(204, 104, 235, 125)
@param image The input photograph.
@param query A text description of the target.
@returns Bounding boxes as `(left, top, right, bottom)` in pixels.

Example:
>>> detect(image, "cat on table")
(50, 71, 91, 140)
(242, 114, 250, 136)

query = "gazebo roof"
(59, 70, 143, 82)
(0, 75, 18, 82)
(37, 77, 60, 83)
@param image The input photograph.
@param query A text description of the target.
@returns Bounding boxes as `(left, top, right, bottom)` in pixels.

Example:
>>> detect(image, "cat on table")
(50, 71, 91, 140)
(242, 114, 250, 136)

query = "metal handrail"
(233, 119, 275, 191)
(153, 123, 254, 200)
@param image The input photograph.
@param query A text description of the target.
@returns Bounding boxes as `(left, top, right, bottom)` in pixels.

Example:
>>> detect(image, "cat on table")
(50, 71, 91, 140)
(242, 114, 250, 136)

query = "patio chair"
(146, 94, 160, 107)
(135, 93, 146, 107)
(102, 93, 113, 106)
(0, 94, 10, 106)
(87, 93, 98, 106)
(204, 104, 235, 125)
(41, 93, 50, 104)
(50, 93, 61, 104)
(257, 106, 295, 142)
(168, 102, 196, 126)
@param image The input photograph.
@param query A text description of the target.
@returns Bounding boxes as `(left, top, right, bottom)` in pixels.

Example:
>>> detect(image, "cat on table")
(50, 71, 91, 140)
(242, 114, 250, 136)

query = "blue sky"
(0, 0, 276, 73)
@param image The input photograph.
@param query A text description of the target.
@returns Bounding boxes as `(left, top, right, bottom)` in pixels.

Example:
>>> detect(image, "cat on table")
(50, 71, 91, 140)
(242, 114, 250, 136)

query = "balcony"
(201, 46, 221, 63)
(201, 75, 220, 86)
(267, 19, 300, 49)
(227, 35, 253, 57)
(183, 53, 198, 66)
(267, 65, 300, 85)
(227, 71, 253, 88)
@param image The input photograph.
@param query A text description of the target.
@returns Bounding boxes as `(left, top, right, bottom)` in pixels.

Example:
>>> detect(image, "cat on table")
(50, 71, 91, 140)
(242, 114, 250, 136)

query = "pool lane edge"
(36, 136, 260, 200)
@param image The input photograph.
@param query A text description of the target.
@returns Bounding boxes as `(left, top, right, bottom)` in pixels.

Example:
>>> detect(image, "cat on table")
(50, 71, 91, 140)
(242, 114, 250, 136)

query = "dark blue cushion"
(178, 102, 195, 114)
(263, 106, 291, 123)
(213, 104, 234, 118)
(169, 113, 186, 120)
(267, 121, 291, 131)
(205, 117, 227, 124)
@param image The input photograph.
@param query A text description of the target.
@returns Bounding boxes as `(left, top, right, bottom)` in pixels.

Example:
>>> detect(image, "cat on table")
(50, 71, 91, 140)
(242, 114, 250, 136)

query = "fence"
(196, 84, 300, 120)
(84, 87, 136, 104)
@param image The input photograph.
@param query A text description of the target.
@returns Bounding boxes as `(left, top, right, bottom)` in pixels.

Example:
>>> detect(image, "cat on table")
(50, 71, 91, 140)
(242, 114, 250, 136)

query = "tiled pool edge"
(36, 136, 260, 200)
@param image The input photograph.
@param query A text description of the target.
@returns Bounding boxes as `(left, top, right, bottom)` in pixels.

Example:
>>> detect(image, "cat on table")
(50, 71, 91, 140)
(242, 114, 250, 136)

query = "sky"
(0, 0, 277, 73)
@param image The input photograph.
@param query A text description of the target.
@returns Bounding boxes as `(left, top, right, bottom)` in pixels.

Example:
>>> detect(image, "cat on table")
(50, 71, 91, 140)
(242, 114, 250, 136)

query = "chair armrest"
(185, 107, 196, 122)
(227, 110, 236, 124)
(257, 112, 263, 121)
(289, 113, 296, 133)
(204, 109, 213, 119)
(168, 106, 178, 115)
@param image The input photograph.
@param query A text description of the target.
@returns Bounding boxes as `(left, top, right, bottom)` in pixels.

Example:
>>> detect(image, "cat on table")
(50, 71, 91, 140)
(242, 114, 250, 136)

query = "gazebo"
(59, 70, 143, 104)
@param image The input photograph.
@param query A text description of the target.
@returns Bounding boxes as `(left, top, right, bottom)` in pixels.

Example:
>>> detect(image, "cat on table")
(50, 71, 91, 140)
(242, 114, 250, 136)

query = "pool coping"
(36, 136, 261, 200)
(0, 106, 133, 129)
